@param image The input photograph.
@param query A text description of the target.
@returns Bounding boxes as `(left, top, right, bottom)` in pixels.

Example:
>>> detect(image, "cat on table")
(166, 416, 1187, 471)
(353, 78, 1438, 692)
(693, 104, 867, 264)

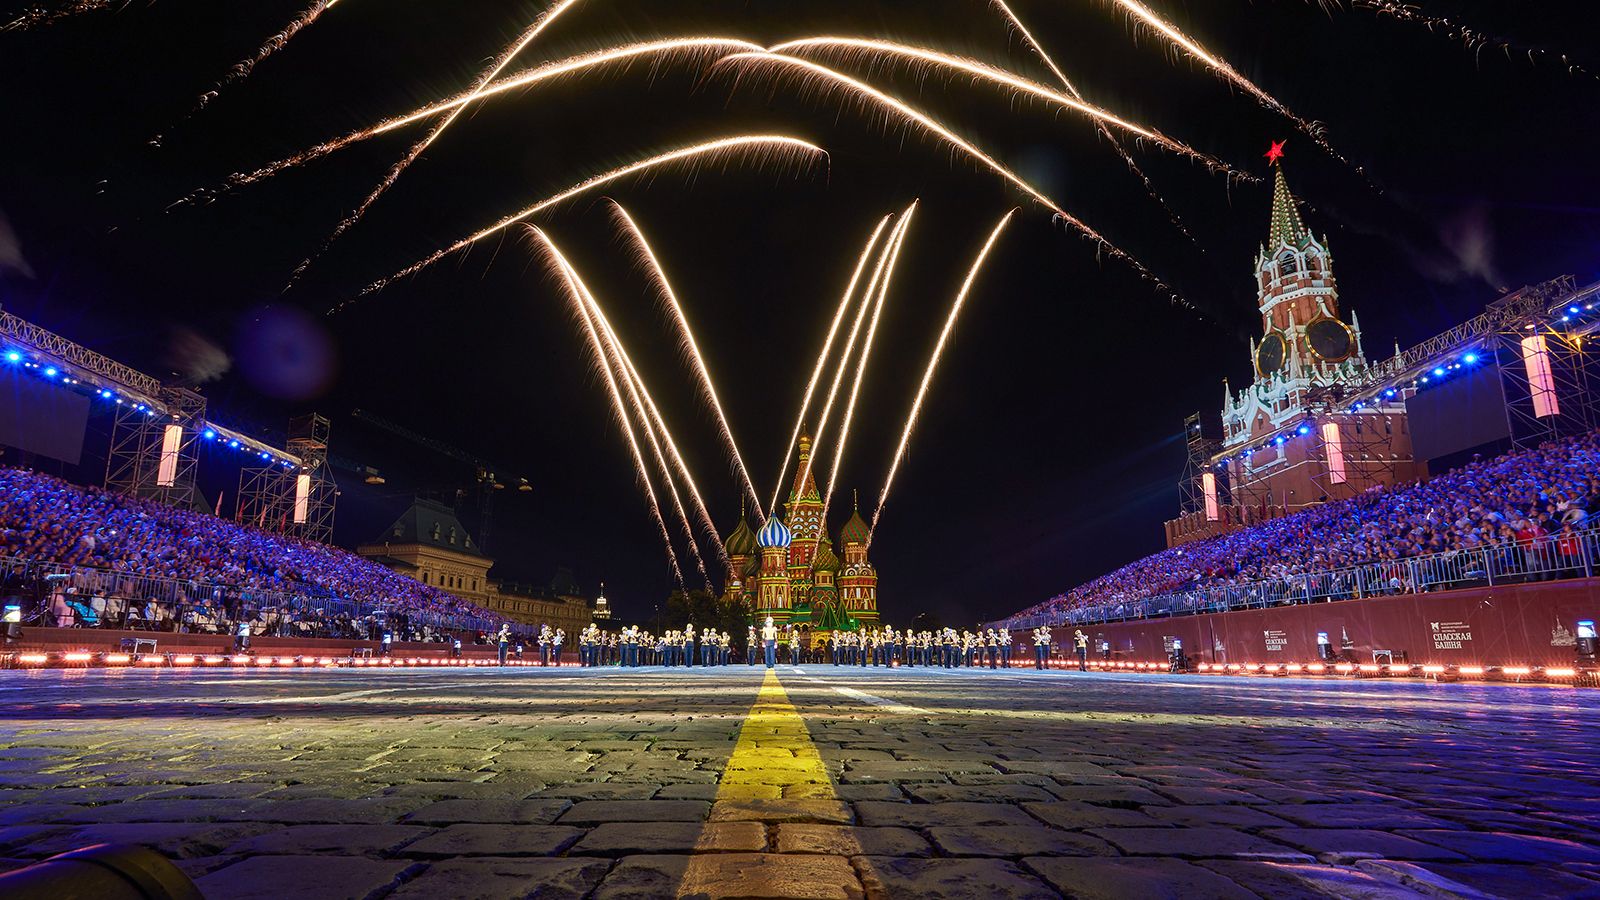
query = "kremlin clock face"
(1256, 333, 1286, 377)
(1307, 317, 1354, 362)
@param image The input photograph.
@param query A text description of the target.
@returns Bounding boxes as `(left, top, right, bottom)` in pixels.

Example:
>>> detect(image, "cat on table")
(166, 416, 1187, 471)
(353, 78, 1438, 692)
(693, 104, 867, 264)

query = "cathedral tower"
(754, 515, 793, 623)
(784, 432, 825, 610)
(722, 504, 759, 607)
(836, 494, 879, 625)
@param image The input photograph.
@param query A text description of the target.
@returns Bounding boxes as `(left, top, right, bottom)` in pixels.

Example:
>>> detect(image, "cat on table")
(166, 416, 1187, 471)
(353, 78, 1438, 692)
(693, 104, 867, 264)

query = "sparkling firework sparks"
(768, 214, 892, 516)
(1334, 1, 1593, 81)
(341, 135, 828, 309)
(768, 37, 1248, 178)
(583, 274, 729, 577)
(869, 209, 1016, 547)
(177, 0, 342, 129)
(208, 39, 764, 197)
(528, 227, 685, 591)
(718, 52, 1182, 304)
(608, 200, 764, 523)
(589, 295, 715, 589)
(3, 0, 125, 33)
(1102, 0, 1365, 176)
(821, 201, 915, 527)
(791, 208, 909, 513)
(286, 0, 591, 285)
(988, 0, 1206, 246)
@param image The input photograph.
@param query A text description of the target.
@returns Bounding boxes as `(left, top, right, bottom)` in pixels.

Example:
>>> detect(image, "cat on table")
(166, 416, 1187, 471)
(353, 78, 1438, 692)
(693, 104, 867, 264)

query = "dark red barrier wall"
(9, 628, 577, 663)
(1018, 578, 1600, 668)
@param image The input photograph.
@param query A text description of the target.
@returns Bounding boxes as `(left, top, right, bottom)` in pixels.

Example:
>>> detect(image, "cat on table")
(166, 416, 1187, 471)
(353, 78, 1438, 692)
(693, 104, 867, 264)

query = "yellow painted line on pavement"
(712, 669, 833, 800)
(677, 669, 862, 899)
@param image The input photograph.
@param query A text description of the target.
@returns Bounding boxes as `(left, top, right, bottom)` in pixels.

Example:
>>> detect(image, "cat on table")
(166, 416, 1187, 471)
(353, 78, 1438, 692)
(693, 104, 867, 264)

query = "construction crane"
(350, 408, 531, 554)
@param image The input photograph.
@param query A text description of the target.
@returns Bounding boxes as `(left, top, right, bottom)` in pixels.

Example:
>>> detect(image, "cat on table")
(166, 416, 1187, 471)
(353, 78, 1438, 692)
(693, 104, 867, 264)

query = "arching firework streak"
(287, 0, 594, 283)
(608, 201, 764, 522)
(1098, 0, 1360, 171)
(870, 209, 1016, 547)
(820, 203, 915, 528)
(214, 39, 764, 192)
(583, 280, 730, 579)
(180, 0, 346, 123)
(986, 1, 1208, 244)
(768, 214, 892, 516)
(343, 135, 827, 306)
(718, 53, 1183, 306)
(587, 289, 714, 590)
(527, 227, 685, 591)
(766, 37, 1244, 177)
(791, 206, 914, 518)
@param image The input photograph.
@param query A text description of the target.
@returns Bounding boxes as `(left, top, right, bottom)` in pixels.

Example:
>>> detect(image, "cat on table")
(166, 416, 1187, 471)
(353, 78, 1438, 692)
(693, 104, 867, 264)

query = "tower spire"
(1266, 143, 1308, 249)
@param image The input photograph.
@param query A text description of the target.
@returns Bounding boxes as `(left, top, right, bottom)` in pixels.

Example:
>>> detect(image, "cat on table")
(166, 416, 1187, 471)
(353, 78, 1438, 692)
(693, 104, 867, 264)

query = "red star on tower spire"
(1264, 139, 1287, 165)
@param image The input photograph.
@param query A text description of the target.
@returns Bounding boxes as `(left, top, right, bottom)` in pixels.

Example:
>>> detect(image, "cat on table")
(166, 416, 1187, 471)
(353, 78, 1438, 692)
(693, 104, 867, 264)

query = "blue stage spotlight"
(1297, 424, 1311, 436)
(1432, 367, 1446, 377)
(203, 430, 216, 440)
(3, 351, 19, 363)
(1463, 353, 1478, 364)
(43, 367, 57, 378)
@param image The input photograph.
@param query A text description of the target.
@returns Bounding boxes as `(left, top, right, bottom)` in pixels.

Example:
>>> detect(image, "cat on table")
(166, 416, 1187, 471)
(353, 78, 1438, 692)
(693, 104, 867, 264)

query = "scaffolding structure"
(236, 414, 337, 544)
(103, 387, 207, 509)
(1496, 279, 1600, 449)
(1305, 384, 1407, 503)
(1177, 411, 1228, 518)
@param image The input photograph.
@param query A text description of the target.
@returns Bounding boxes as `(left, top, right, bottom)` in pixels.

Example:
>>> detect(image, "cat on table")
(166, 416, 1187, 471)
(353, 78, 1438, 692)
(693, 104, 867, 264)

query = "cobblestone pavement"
(1, 665, 1599, 899)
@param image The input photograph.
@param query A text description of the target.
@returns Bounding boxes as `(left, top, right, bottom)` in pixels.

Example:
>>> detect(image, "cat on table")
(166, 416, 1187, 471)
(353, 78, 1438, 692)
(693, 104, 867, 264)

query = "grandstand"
(0, 465, 523, 644)
(998, 429, 1600, 630)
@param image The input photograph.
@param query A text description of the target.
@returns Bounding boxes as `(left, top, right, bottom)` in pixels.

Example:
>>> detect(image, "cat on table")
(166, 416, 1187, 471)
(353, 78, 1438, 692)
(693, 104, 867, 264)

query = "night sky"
(2, 1, 1597, 625)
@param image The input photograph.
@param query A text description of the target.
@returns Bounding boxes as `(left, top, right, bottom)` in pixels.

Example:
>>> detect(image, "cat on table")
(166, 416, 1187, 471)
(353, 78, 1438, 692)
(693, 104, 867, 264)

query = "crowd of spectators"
(1002, 430, 1600, 628)
(0, 466, 512, 638)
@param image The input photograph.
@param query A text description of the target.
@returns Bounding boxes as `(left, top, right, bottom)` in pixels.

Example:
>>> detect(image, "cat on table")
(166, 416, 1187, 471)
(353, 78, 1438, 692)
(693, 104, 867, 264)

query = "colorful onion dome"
(812, 536, 840, 572)
(757, 515, 792, 549)
(840, 508, 870, 546)
(725, 516, 758, 557)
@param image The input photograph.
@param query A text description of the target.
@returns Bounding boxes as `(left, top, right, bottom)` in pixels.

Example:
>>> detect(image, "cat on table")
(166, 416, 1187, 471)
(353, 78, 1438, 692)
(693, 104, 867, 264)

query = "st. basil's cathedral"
(721, 432, 880, 631)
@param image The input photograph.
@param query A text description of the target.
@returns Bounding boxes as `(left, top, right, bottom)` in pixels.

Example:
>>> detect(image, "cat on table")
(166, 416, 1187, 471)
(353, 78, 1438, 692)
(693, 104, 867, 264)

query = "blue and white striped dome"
(757, 515, 792, 549)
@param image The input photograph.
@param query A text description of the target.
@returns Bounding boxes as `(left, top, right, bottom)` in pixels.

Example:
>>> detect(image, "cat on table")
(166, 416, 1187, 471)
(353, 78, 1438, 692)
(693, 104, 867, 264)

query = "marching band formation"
(538, 617, 1078, 670)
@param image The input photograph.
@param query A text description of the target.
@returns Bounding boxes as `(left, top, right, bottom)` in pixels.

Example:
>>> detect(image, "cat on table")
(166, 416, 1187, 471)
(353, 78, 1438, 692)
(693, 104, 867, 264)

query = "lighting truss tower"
(287, 413, 337, 543)
(1496, 278, 1600, 450)
(1177, 411, 1228, 518)
(103, 387, 206, 509)
(236, 414, 337, 544)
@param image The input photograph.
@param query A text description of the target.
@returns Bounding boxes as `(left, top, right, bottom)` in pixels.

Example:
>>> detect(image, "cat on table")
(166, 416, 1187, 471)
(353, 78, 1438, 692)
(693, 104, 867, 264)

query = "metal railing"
(0, 555, 529, 641)
(1000, 529, 1599, 630)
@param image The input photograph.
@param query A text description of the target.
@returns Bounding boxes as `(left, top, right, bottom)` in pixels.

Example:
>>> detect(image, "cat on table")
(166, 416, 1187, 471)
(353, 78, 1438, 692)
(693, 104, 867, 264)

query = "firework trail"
(869, 209, 1015, 548)
(339, 135, 827, 310)
(768, 214, 892, 516)
(1102, 0, 1372, 179)
(3, 0, 125, 32)
(587, 289, 714, 590)
(284, 0, 591, 287)
(987, 1, 1208, 247)
(793, 208, 910, 515)
(718, 53, 1182, 305)
(528, 226, 684, 591)
(161, 0, 343, 142)
(608, 200, 764, 523)
(580, 269, 729, 576)
(1335, 1, 1593, 81)
(820, 202, 914, 528)
(769, 38, 1248, 179)
(194, 38, 763, 204)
